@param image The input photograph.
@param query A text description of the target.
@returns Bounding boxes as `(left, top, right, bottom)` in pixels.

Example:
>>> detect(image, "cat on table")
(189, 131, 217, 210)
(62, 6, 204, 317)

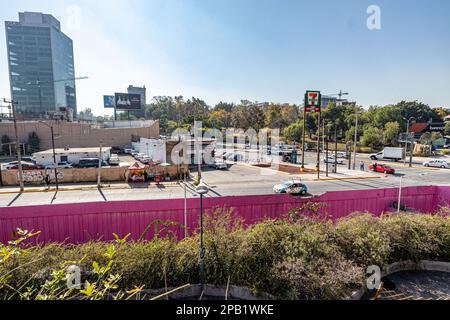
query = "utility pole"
(184, 172, 188, 239)
(39, 121, 59, 189)
(334, 126, 338, 174)
(97, 142, 103, 188)
(352, 112, 359, 170)
(325, 124, 329, 177)
(403, 117, 415, 167)
(5, 99, 24, 191)
(409, 140, 415, 168)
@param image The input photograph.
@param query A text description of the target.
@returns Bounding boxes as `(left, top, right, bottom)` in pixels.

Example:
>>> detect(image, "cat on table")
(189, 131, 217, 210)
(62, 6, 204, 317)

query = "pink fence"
(0, 186, 447, 244)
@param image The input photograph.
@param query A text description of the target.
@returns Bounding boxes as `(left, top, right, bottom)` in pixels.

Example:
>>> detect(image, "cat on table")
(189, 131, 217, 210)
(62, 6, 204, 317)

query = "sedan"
(323, 156, 344, 165)
(209, 159, 228, 170)
(45, 161, 73, 169)
(273, 180, 308, 196)
(369, 163, 396, 174)
(423, 160, 449, 169)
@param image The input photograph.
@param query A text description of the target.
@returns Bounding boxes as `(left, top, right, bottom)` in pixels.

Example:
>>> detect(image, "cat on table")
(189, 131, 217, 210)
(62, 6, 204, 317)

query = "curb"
(0, 183, 182, 195)
(349, 260, 450, 300)
(315, 176, 382, 182)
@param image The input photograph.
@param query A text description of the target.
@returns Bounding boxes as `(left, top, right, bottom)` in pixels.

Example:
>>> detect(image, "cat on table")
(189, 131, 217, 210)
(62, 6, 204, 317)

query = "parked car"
(109, 155, 120, 166)
(369, 163, 396, 174)
(273, 180, 308, 196)
(323, 156, 344, 165)
(5, 161, 38, 170)
(45, 161, 73, 169)
(135, 153, 146, 161)
(336, 152, 348, 159)
(131, 151, 139, 157)
(7, 162, 43, 170)
(423, 159, 449, 168)
(226, 153, 244, 162)
(140, 156, 152, 164)
(124, 148, 134, 154)
(21, 156, 36, 163)
(76, 158, 105, 168)
(209, 159, 228, 170)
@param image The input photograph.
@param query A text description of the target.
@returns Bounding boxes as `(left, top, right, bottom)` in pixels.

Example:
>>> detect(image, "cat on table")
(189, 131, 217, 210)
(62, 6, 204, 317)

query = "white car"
(135, 153, 146, 161)
(423, 159, 449, 168)
(45, 161, 73, 169)
(336, 152, 348, 159)
(140, 156, 152, 164)
(324, 156, 344, 165)
(109, 155, 120, 166)
(209, 159, 228, 170)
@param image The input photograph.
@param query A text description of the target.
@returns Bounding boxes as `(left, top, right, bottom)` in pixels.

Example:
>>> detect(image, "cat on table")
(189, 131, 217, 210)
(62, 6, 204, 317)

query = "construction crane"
(27, 76, 89, 115)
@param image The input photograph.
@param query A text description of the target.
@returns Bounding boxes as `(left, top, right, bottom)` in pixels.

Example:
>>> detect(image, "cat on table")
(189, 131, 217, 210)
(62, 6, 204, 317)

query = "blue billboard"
(103, 95, 115, 109)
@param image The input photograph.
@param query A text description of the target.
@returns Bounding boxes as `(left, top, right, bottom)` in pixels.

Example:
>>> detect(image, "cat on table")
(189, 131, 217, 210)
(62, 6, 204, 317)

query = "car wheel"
(370, 156, 377, 160)
(425, 164, 429, 167)
(301, 190, 307, 196)
(441, 165, 445, 169)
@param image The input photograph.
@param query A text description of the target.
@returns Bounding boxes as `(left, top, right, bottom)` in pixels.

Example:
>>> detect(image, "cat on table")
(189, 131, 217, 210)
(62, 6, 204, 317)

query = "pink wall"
(0, 186, 447, 244)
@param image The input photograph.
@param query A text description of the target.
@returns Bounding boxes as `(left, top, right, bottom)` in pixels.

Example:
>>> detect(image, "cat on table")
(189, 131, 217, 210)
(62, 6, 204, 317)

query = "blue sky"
(1, 0, 450, 116)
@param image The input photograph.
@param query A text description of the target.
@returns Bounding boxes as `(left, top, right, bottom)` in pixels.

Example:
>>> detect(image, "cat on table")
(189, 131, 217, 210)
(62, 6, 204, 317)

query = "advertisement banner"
(115, 93, 142, 111)
(103, 95, 115, 108)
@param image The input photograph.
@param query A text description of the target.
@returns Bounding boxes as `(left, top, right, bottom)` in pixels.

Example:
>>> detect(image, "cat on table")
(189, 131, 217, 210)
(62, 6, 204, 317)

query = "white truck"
(370, 147, 405, 162)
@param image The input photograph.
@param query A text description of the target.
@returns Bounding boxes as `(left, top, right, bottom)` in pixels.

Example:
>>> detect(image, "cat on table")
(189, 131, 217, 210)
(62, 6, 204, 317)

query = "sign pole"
(301, 97, 306, 170)
(316, 110, 321, 180)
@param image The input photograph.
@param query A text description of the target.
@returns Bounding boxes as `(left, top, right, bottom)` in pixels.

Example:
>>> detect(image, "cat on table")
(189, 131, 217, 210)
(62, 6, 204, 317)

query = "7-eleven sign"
(305, 91, 322, 113)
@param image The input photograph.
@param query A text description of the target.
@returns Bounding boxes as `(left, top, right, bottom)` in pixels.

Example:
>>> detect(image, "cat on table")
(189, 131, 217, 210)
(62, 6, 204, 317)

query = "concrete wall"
(0, 164, 187, 186)
(0, 186, 447, 244)
(0, 121, 160, 152)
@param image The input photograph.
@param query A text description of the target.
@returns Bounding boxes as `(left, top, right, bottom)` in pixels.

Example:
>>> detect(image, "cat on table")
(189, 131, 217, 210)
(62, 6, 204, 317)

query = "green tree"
(1, 135, 11, 155)
(361, 126, 384, 149)
(444, 122, 450, 136)
(283, 122, 303, 143)
(265, 104, 284, 129)
(383, 122, 400, 146)
(28, 132, 40, 153)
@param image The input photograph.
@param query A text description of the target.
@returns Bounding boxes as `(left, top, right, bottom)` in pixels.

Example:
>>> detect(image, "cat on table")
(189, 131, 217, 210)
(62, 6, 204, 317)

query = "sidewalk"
(0, 181, 183, 195)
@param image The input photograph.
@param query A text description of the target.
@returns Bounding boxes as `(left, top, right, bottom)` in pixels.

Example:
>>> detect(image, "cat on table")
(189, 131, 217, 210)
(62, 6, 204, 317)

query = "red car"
(369, 163, 395, 174)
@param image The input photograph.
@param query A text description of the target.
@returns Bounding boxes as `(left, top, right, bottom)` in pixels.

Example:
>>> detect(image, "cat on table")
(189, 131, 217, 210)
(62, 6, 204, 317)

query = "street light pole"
(196, 181, 209, 294)
(5, 99, 24, 191)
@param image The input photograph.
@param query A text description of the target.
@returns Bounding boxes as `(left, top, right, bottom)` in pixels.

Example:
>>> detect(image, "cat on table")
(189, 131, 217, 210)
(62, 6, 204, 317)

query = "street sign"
(305, 91, 322, 113)
(398, 132, 416, 143)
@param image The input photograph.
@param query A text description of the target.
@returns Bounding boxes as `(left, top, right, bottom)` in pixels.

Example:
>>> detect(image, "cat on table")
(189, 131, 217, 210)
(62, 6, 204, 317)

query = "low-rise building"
(33, 147, 111, 167)
(0, 120, 159, 153)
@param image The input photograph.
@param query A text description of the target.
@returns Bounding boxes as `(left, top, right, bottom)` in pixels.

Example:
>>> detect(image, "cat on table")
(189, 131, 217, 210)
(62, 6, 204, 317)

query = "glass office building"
(5, 12, 77, 117)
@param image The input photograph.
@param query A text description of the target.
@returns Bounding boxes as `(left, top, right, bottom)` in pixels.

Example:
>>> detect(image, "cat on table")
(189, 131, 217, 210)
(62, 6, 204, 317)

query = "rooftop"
(34, 147, 112, 155)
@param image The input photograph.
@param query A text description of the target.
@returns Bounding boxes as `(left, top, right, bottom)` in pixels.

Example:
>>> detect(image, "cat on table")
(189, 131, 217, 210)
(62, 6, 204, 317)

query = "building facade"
(0, 120, 160, 154)
(5, 12, 77, 118)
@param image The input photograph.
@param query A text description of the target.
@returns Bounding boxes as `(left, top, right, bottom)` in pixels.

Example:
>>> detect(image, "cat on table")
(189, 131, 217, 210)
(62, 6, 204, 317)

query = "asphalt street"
(0, 153, 449, 207)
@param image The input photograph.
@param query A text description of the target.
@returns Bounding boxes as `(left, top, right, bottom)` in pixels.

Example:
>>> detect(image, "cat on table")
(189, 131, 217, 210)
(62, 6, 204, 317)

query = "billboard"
(115, 93, 142, 111)
(103, 95, 115, 109)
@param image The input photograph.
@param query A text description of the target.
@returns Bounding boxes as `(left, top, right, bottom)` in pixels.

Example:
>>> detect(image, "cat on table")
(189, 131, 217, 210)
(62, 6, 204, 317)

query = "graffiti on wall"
(20, 170, 64, 185)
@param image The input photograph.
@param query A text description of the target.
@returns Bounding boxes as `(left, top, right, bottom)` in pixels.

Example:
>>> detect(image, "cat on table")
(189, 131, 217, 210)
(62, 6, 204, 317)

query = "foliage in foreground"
(0, 210, 449, 300)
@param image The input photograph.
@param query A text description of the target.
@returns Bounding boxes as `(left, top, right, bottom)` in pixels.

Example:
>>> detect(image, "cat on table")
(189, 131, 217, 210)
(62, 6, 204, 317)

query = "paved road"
(1, 159, 449, 207)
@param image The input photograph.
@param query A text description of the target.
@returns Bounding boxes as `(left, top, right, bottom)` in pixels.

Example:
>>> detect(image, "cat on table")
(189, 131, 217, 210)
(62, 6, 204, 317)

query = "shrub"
(274, 252, 364, 300)
(1, 212, 449, 300)
(334, 213, 391, 266)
